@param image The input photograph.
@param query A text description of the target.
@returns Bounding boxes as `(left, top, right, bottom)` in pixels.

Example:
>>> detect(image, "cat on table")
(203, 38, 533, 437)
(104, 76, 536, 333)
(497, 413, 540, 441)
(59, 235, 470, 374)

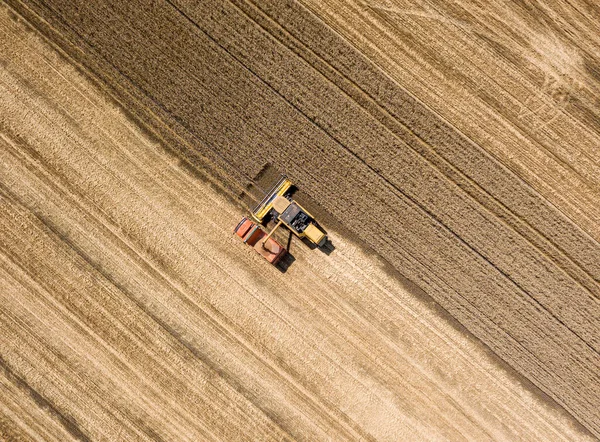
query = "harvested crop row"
(298, 0, 600, 243)
(4, 12, 594, 439)
(5, 0, 600, 436)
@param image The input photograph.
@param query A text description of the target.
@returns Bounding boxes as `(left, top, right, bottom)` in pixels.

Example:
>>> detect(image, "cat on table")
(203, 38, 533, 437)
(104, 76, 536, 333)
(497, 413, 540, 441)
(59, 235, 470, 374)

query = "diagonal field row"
(4, 0, 600, 437)
(298, 0, 600, 242)
(1, 8, 593, 439)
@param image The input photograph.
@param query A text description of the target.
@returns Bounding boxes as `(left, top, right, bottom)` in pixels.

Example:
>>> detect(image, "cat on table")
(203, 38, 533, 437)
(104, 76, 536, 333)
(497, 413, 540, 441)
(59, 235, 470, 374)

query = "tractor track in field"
(2, 10, 592, 440)
(2, 0, 600, 439)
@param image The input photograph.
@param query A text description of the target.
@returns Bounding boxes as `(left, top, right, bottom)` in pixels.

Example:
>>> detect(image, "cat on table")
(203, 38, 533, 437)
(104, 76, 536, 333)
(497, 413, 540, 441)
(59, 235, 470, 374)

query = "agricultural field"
(1, 0, 599, 440)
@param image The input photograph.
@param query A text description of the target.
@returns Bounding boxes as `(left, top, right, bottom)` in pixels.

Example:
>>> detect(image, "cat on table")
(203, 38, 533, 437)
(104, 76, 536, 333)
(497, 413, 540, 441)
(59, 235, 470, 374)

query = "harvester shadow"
(300, 237, 335, 255)
(320, 239, 335, 256)
(272, 232, 334, 273)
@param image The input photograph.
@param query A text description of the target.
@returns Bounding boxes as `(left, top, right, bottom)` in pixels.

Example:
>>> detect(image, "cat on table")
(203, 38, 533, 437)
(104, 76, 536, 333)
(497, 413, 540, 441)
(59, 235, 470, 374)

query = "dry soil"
(2, 0, 600, 439)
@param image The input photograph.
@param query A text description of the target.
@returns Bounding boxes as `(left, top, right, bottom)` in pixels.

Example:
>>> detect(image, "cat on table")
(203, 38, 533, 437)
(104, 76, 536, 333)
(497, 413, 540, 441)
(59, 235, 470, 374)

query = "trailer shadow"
(276, 252, 296, 273)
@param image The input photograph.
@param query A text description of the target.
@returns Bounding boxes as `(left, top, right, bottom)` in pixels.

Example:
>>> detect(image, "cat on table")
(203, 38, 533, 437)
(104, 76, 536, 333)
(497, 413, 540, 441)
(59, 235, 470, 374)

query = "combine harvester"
(234, 175, 327, 265)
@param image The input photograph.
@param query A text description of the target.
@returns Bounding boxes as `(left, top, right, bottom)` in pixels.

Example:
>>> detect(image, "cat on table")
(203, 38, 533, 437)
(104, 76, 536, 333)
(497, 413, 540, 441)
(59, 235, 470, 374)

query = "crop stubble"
(3, 0, 600, 438)
(298, 0, 600, 241)
(3, 7, 594, 440)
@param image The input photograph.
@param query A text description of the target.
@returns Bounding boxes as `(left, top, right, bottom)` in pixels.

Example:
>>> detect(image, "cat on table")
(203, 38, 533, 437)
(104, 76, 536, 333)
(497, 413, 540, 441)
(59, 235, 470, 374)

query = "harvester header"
(251, 175, 293, 223)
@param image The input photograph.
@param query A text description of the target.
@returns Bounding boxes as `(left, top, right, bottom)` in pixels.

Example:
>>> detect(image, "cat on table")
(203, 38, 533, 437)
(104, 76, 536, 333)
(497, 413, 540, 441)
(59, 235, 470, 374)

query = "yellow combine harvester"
(234, 175, 327, 265)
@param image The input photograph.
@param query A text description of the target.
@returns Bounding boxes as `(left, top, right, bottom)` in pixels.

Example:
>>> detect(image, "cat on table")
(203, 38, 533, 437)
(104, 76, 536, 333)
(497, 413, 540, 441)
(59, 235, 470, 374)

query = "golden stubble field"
(2, 0, 600, 439)
(1, 6, 592, 440)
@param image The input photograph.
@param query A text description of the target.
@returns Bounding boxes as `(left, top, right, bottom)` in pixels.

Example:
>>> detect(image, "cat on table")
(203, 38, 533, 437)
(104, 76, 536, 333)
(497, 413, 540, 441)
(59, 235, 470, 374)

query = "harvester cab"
(270, 195, 327, 247)
(234, 175, 328, 265)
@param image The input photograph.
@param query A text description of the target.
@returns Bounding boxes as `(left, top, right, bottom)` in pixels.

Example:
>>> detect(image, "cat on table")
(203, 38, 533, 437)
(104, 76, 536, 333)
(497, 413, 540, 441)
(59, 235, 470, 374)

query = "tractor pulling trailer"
(234, 175, 327, 265)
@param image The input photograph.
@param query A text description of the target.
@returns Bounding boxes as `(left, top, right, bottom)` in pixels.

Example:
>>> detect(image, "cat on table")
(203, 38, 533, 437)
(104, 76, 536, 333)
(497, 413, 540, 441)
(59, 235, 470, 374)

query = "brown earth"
(2, 6, 593, 440)
(2, 0, 600, 439)
(299, 0, 600, 243)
